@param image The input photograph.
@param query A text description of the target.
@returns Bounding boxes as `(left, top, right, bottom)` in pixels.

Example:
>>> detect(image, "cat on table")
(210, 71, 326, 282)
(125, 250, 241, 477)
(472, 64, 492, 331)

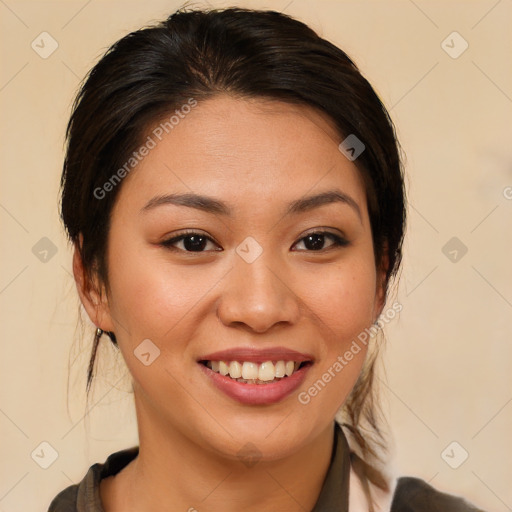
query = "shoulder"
(342, 428, 486, 512)
(46, 446, 139, 511)
(391, 476, 486, 512)
(47, 484, 79, 511)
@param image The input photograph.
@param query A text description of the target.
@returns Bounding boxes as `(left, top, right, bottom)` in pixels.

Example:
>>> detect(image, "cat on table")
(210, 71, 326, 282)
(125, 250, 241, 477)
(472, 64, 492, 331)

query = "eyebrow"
(140, 189, 362, 221)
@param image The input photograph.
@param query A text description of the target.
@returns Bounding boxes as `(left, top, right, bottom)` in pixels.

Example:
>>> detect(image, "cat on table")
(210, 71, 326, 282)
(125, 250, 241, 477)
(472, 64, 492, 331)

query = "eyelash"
(160, 229, 349, 253)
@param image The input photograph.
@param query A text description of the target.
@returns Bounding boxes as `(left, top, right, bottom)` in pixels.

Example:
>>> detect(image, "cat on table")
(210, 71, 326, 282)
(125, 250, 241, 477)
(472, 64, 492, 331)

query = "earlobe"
(72, 237, 114, 331)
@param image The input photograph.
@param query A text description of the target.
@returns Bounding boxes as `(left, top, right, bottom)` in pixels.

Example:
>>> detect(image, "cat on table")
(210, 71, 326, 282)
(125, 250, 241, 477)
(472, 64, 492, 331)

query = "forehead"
(114, 95, 368, 217)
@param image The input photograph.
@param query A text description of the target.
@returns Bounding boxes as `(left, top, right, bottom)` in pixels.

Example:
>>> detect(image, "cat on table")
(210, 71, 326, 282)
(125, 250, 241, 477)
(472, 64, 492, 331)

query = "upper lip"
(198, 347, 314, 364)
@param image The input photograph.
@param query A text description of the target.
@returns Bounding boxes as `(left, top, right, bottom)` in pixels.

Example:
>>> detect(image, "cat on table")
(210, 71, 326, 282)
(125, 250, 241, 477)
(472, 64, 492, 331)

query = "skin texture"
(74, 95, 388, 511)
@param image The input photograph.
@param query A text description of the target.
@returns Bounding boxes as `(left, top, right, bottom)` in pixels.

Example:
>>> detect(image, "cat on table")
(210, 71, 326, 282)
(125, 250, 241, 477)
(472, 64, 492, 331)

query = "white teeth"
(206, 359, 305, 381)
(241, 362, 259, 380)
(258, 361, 275, 382)
(275, 360, 286, 378)
(219, 361, 229, 376)
(229, 361, 242, 378)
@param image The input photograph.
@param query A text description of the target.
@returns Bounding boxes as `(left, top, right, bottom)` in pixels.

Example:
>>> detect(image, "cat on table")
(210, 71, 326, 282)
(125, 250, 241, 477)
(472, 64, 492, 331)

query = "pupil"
(184, 235, 207, 251)
(305, 233, 324, 251)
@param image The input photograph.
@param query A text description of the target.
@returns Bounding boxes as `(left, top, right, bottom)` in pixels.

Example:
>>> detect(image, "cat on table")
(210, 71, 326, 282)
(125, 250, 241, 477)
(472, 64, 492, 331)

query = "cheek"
(106, 245, 219, 339)
(295, 259, 375, 416)
(298, 257, 377, 345)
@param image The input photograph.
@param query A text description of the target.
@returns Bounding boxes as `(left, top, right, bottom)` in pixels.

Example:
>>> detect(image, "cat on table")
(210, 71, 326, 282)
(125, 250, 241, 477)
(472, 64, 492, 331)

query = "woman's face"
(81, 95, 386, 460)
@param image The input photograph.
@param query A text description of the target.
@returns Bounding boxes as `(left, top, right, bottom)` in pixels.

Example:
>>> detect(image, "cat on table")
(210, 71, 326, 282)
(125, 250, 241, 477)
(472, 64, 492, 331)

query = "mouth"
(197, 358, 314, 405)
(198, 359, 313, 385)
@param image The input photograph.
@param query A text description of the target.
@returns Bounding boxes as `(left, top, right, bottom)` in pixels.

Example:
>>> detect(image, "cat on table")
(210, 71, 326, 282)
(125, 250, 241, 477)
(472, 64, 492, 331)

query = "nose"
(217, 251, 301, 333)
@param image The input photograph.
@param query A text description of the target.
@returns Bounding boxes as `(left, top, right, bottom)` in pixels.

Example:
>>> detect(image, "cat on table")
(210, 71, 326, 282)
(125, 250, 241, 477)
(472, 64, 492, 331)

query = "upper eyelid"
(292, 231, 348, 249)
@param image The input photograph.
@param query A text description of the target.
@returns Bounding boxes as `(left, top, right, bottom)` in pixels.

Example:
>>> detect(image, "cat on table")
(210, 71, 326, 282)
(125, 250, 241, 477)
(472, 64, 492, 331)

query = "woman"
(48, 6, 485, 511)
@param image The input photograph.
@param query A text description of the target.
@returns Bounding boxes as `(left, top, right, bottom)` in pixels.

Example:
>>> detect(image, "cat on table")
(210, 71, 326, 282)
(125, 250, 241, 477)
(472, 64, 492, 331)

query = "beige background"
(0, 0, 511, 510)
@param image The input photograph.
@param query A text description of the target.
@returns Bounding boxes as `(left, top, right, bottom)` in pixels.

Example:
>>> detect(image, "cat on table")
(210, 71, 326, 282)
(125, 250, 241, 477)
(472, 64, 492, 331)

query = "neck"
(113, 397, 337, 512)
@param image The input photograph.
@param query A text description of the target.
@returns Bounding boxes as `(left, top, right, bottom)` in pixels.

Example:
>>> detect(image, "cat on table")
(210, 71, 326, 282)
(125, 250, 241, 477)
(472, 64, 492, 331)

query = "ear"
(72, 234, 115, 332)
(372, 242, 389, 321)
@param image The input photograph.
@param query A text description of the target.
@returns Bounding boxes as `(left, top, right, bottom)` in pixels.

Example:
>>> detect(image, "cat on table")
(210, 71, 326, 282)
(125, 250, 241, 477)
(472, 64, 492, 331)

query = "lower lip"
(198, 362, 312, 405)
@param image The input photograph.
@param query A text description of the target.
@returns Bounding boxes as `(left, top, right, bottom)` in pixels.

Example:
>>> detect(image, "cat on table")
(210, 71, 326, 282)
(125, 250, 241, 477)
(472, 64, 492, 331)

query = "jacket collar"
(311, 421, 351, 511)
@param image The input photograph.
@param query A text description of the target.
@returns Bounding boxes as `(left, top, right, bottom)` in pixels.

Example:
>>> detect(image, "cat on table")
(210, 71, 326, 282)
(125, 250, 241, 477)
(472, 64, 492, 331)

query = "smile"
(201, 360, 308, 384)
(198, 360, 313, 405)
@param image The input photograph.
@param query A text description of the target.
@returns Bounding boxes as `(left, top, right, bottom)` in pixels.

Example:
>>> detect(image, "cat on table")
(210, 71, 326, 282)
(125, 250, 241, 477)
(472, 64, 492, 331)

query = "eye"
(160, 229, 349, 253)
(160, 230, 221, 253)
(292, 231, 349, 252)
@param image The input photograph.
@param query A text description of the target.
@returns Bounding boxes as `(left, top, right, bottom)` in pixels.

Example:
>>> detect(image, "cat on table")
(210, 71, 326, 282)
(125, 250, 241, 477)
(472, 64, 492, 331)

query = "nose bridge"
(217, 243, 300, 332)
